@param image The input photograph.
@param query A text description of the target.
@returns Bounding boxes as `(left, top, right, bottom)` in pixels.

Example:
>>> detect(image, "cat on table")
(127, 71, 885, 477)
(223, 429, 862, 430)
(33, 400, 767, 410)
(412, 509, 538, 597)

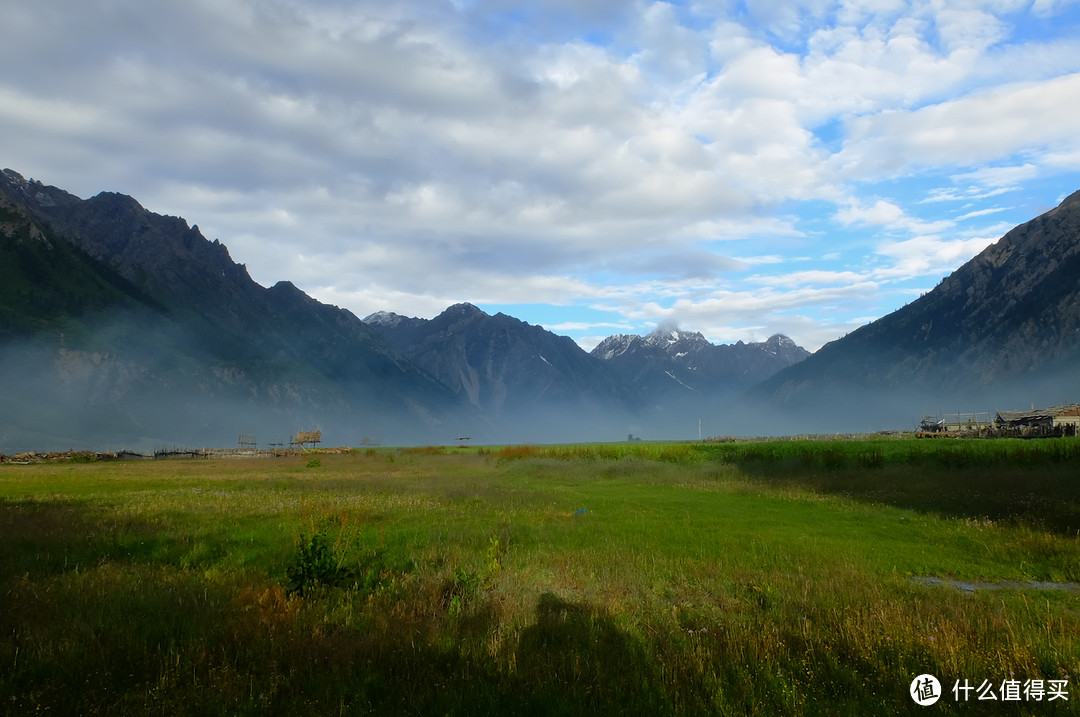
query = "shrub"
(285, 528, 343, 595)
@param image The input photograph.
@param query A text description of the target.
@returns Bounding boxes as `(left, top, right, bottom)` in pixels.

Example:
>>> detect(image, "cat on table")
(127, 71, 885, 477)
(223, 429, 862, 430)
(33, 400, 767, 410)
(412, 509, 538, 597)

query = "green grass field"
(2, 438, 1078, 715)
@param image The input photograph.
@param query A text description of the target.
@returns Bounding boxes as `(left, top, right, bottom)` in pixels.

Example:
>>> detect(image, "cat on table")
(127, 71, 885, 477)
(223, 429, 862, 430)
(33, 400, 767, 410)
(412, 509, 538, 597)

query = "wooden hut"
(995, 404, 1080, 431)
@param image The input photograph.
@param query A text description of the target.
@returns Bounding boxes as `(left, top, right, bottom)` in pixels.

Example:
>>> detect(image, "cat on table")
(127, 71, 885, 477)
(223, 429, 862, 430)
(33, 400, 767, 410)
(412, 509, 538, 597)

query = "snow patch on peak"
(364, 310, 405, 327)
(645, 327, 709, 351)
(592, 334, 638, 361)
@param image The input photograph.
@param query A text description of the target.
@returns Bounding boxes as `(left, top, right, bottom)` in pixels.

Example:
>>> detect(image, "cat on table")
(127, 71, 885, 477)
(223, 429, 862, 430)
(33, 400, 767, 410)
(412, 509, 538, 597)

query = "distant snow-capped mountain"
(591, 327, 809, 402)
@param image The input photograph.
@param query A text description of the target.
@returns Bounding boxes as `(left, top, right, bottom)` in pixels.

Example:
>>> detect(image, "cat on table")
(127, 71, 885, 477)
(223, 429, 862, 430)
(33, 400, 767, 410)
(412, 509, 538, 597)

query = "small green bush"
(452, 566, 481, 597)
(285, 529, 343, 595)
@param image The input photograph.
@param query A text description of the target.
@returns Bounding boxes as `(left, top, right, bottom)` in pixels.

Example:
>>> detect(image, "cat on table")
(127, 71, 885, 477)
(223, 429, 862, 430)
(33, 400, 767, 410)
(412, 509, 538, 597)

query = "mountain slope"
(593, 327, 809, 401)
(0, 190, 162, 341)
(0, 169, 462, 449)
(751, 189, 1080, 430)
(365, 304, 635, 440)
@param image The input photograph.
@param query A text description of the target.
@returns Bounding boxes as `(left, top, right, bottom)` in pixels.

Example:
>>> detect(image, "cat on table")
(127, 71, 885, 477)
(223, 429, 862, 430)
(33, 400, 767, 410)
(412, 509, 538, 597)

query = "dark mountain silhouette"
(750, 189, 1080, 432)
(13, 167, 1069, 445)
(587, 327, 809, 437)
(364, 308, 810, 441)
(364, 304, 639, 442)
(593, 327, 808, 401)
(0, 169, 461, 449)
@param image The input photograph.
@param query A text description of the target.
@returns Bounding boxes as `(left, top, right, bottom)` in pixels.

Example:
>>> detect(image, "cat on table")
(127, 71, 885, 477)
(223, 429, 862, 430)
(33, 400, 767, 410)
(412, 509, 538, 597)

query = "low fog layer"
(0, 316, 456, 453)
(5, 326, 1077, 453)
(4, 174, 1079, 452)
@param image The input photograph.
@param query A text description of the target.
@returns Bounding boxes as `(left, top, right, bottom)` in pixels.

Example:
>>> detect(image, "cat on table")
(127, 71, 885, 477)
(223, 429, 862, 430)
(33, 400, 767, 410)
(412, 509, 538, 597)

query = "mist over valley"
(3, 168, 1080, 451)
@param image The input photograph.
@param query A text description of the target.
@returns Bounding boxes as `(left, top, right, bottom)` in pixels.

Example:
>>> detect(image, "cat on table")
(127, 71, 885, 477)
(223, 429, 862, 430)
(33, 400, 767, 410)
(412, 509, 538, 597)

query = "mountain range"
(593, 328, 808, 401)
(750, 189, 1080, 431)
(0, 168, 808, 448)
(0, 169, 460, 449)
(2, 167, 1078, 448)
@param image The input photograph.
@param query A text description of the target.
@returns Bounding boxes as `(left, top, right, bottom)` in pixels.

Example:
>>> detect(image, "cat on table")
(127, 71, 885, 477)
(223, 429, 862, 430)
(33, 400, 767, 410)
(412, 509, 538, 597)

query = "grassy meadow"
(1, 438, 1079, 715)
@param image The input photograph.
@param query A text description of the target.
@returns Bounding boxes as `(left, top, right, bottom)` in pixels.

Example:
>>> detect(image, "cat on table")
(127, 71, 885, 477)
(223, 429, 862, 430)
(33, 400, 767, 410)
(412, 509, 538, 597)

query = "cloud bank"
(3, 0, 1080, 351)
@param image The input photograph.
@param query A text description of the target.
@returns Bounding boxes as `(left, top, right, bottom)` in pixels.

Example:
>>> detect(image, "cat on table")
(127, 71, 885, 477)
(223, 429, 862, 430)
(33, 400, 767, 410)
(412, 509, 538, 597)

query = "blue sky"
(3, 0, 1080, 351)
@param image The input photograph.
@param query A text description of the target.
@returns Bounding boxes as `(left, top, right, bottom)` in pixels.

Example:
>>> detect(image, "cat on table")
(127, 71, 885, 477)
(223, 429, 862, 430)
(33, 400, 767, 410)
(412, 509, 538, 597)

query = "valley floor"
(1, 438, 1078, 715)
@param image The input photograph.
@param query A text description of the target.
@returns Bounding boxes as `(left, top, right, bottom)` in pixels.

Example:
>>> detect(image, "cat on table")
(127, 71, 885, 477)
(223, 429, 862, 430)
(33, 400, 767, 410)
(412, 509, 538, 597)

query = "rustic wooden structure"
(917, 404, 1080, 438)
(996, 404, 1080, 431)
(154, 448, 209, 460)
(291, 430, 322, 449)
(919, 411, 993, 433)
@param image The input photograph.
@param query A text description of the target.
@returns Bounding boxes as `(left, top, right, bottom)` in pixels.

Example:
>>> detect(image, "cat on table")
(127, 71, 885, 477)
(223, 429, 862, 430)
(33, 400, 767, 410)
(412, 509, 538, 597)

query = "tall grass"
(699, 434, 1080, 468)
(1, 442, 1078, 714)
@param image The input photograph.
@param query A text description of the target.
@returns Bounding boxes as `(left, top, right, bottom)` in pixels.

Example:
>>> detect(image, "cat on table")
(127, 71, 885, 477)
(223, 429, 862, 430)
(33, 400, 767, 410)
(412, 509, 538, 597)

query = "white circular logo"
(910, 674, 942, 706)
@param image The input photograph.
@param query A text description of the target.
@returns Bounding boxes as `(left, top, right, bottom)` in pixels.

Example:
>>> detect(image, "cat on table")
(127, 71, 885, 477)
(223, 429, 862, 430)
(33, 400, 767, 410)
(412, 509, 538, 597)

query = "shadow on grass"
(0, 498, 189, 580)
(413, 591, 678, 716)
(511, 592, 672, 714)
(731, 459, 1080, 535)
(0, 499, 678, 715)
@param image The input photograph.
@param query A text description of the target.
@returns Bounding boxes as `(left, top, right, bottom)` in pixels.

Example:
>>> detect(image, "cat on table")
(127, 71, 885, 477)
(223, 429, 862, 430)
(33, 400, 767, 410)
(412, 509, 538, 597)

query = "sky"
(3, 0, 1080, 353)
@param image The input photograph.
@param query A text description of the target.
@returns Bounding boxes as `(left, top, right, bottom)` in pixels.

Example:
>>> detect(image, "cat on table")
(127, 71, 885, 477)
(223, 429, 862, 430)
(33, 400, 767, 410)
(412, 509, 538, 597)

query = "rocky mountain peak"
(361, 301, 631, 420)
(591, 334, 641, 361)
(442, 302, 486, 318)
(1, 168, 28, 189)
(762, 334, 806, 358)
(0, 169, 81, 212)
(643, 327, 710, 353)
(590, 324, 810, 405)
(364, 310, 406, 328)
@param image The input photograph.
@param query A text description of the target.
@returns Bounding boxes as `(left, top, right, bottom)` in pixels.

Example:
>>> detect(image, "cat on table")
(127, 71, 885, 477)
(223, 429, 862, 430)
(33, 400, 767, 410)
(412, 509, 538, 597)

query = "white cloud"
(951, 163, 1040, 188)
(747, 270, 872, 288)
(546, 320, 635, 335)
(2, 0, 1080, 355)
(835, 198, 906, 226)
(740, 254, 786, 265)
(836, 74, 1080, 177)
(623, 287, 880, 350)
(955, 206, 1008, 221)
(1031, 0, 1080, 17)
(835, 198, 955, 234)
(1041, 148, 1080, 171)
(873, 234, 998, 279)
(921, 184, 1016, 203)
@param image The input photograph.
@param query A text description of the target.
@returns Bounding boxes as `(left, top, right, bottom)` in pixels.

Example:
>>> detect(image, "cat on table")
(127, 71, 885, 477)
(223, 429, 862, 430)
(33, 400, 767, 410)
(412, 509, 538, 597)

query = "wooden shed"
(995, 404, 1080, 430)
